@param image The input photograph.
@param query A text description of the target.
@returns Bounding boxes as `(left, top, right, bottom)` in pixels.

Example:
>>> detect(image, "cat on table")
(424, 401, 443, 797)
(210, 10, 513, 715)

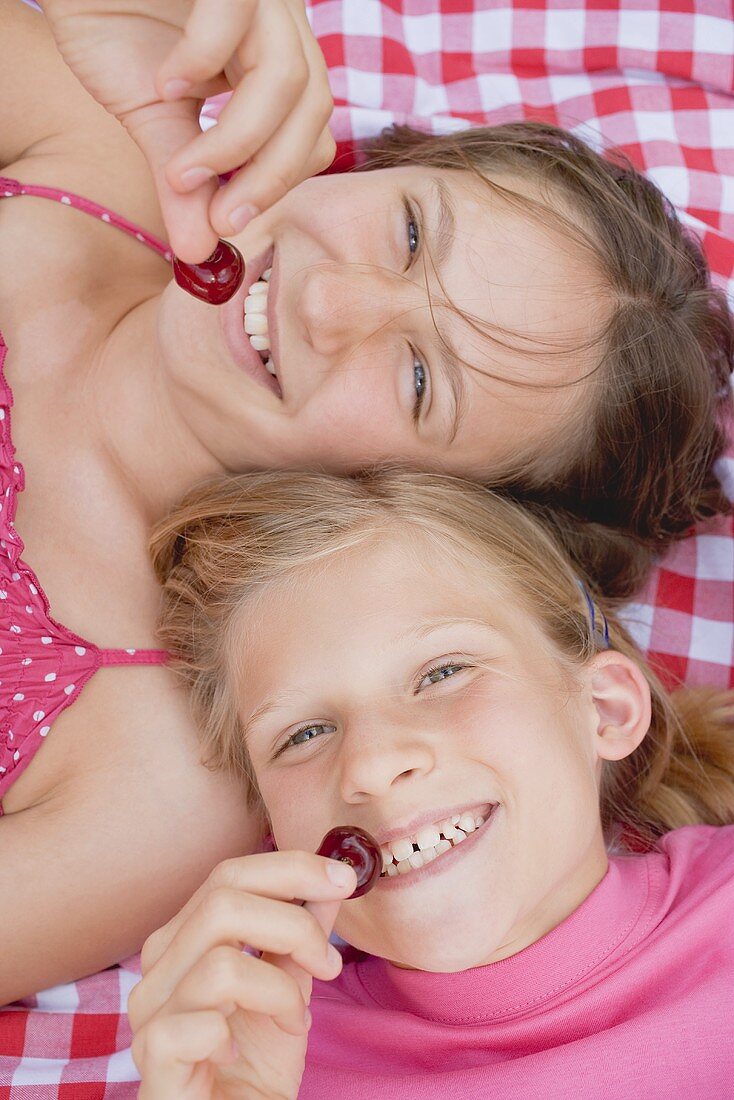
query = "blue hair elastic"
(577, 580, 611, 649)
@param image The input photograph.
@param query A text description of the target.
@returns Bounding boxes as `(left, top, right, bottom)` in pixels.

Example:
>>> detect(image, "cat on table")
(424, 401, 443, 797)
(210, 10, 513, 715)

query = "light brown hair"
(355, 121, 733, 600)
(151, 468, 734, 853)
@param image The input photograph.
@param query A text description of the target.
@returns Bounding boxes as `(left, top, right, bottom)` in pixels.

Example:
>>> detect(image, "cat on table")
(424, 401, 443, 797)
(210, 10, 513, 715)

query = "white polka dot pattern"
(0, 318, 169, 804)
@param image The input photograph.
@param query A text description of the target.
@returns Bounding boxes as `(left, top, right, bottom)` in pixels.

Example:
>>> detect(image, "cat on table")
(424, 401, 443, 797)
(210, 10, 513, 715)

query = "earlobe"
(589, 652, 652, 761)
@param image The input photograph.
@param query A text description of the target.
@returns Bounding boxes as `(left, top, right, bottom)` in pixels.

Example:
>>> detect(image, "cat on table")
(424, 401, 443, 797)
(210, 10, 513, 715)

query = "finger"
(261, 898, 343, 1008)
(165, 2, 307, 190)
(123, 99, 219, 262)
(156, 0, 259, 100)
(142, 850, 356, 973)
(134, 1010, 233, 1099)
(207, 19, 334, 230)
(132, 886, 344, 1031)
(210, 116, 335, 236)
(162, 945, 310, 1037)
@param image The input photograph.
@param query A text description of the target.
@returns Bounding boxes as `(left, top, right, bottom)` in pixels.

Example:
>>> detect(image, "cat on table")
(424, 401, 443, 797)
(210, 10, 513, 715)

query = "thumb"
(123, 99, 219, 263)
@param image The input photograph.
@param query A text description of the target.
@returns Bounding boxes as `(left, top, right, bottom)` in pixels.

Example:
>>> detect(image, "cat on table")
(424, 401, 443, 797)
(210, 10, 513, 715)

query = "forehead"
(234, 530, 538, 692)
(397, 165, 607, 472)
(405, 163, 602, 315)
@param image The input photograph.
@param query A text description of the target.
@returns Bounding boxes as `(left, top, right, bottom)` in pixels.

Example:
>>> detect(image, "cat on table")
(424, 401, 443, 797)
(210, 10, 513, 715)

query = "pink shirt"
(302, 824, 734, 1098)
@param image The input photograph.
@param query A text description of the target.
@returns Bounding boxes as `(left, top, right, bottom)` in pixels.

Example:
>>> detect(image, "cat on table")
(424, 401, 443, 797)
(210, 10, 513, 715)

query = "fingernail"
(163, 78, 192, 100)
(179, 166, 217, 191)
(228, 204, 260, 234)
(326, 860, 354, 887)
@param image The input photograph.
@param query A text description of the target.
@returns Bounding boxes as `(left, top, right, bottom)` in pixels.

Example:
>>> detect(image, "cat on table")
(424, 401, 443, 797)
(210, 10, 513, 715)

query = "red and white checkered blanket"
(2, 0, 733, 1095)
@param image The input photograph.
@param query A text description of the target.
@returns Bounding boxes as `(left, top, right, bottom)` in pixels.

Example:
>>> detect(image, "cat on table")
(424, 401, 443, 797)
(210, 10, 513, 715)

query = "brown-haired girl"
(130, 469, 734, 1098)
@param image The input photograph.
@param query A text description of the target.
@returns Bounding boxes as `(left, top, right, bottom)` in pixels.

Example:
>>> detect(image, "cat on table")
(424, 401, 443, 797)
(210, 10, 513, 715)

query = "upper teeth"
(380, 810, 490, 878)
(244, 268, 275, 374)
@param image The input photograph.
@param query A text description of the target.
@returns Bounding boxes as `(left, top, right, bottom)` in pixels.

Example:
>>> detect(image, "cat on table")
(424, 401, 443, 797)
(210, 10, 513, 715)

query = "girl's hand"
(41, 0, 336, 262)
(128, 850, 356, 1100)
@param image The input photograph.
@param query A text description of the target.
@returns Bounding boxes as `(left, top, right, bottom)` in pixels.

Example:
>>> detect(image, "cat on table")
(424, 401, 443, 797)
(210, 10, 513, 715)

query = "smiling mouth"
(220, 248, 282, 398)
(379, 805, 497, 879)
(243, 267, 277, 378)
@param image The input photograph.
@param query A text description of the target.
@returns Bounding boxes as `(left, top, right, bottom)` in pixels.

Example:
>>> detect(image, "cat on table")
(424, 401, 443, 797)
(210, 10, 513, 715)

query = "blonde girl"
(129, 469, 734, 1098)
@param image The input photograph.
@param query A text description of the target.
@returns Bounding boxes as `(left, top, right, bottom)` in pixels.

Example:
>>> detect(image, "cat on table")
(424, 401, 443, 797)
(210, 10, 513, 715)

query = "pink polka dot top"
(0, 177, 174, 812)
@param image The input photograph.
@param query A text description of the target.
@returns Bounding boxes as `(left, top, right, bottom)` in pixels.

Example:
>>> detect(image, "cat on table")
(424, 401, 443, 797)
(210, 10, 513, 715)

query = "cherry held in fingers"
(317, 827, 382, 899)
(172, 240, 245, 305)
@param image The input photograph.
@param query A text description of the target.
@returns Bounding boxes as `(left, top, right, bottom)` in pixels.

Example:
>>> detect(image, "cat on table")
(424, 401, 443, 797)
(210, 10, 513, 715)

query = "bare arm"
(0, 0, 166, 236)
(0, 671, 261, 1005)
(0, 0, 93, 167)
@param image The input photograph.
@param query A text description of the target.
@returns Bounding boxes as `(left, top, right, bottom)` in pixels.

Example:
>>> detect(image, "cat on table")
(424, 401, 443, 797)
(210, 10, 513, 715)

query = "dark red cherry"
(172, 239, 245, 305)
(317, 826, 382, 899)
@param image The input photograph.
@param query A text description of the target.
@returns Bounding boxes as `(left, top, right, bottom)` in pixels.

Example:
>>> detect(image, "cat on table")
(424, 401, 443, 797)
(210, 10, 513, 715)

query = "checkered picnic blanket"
(2, 0, 733, 1095)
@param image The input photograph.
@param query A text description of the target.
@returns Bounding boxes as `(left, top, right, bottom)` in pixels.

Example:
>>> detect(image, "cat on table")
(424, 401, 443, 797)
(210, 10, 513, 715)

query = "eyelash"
(277, 660, 468, 755)
(416, 660, 467, 691)
(404, 199, 429, 421)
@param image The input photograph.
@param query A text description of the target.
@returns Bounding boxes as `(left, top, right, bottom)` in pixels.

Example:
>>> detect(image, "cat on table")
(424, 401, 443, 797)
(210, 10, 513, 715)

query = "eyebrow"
(425, 177, 467, 446)
(397, 615, 500, 644)
(244, 616, 501, 740)
(243, 690, 302, 743)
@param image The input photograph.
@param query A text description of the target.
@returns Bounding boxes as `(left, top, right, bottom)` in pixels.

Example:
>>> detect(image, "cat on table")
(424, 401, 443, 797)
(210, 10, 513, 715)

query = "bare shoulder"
(4, 663, 252, 832)
(0, 665, 261, 1002)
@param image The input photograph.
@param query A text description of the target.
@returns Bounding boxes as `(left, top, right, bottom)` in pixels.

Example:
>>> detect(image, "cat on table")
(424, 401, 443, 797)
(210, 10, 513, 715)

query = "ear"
(587, 651, 652, 762)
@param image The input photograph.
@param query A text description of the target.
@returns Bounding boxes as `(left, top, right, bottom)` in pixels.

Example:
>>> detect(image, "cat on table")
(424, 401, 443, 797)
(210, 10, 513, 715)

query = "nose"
(337, 715, 435, 803)
(296, 265, 416, 359)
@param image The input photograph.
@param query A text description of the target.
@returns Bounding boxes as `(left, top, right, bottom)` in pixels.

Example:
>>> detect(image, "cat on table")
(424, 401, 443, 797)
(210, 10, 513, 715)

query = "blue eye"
(407, 213, 419, 256)
(404, 197, 420, 262)
(282, 722, 335, 752)
(418, 662, 466, 691)
(412, 355, 427, 419)
(404, 199, 429, 422)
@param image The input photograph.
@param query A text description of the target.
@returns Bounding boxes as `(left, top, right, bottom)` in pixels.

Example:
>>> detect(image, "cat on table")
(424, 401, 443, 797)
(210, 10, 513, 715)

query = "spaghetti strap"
(98, 648, 169, 667)
(0, 176, 172, 261)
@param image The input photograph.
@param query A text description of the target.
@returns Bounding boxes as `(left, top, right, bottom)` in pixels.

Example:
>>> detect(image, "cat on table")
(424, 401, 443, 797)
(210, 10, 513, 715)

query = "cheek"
(296, 378, 408, 467)
(160, 286, 213, 371)
(255, 774, 304, 842)
(459, 681, 565, 780)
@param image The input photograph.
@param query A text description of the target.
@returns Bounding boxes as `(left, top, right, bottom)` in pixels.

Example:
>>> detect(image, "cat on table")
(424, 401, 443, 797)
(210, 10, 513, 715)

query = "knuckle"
(274, 57, 308, 92)
(126, 980, 145, 1030)
(130, 1030, 146, 1072)
(144, 1017, 173, 1061)
(140, 928, 164, 973)
(183, 35, 223, 74)
(273, 901, 311, 953)
(202, 944, 241, 989)
(316, 138, 336, 171)
(208, 857, 241, 890)
(317, 93, 335, 121)
(199, 885, 236, 926)
(286, 848, 316, 876)
(281, 971, 307, 1015)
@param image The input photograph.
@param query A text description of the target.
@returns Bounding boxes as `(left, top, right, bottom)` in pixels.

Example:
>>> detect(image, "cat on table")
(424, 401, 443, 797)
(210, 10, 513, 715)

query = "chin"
(400, 942, 496, 973)
(367, 923, 505, 973)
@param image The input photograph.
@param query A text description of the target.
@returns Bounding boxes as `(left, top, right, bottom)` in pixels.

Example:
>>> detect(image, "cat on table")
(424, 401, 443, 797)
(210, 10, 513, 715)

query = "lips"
(376, 804, 500, 890)
(220, 245, 282, 398)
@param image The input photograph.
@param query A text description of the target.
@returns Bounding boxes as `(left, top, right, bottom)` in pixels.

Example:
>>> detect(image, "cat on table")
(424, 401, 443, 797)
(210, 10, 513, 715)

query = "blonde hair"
(151, 469, 734, 852)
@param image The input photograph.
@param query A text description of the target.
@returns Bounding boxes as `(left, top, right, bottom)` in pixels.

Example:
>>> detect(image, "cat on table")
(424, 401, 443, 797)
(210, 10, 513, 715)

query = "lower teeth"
(383, 834, 463, 877)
